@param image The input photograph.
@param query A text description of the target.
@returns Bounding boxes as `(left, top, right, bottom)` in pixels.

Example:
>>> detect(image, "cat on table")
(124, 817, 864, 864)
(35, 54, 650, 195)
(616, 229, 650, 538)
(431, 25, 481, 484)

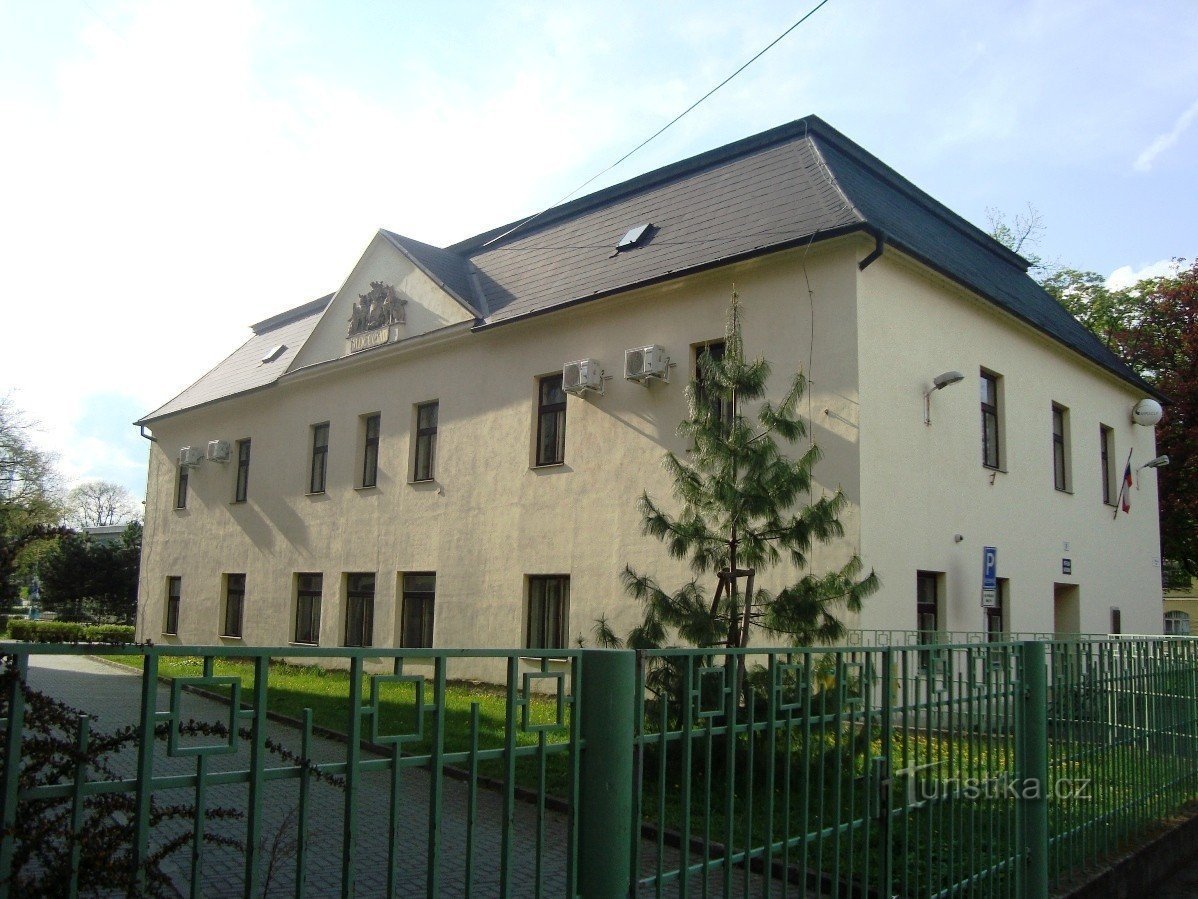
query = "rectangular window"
(695, 340, 732, 427)
(222, 573, 245, 638)
(175, 465, 188, 509)
(1100, 425, 1115, 505)
(413, 402, 438, 481)
(234, 439, 251, 502)
(526, 575, 569, 649)
(1052, 404, 1070, 492)
(1110, 607, 1122, 636)
(986, 578, 1008, 641)
(980, 371, 1002, 469)
(294, 573, 322, 645)
(310, 423, 329, 494)
(916, 571, 939, 642)
(360, 414, 380, 488)
(344, 572, 375, 647)
(400, 572, 436, 648)
(164, 576, 181, 635)
(535, 375, 567, 466)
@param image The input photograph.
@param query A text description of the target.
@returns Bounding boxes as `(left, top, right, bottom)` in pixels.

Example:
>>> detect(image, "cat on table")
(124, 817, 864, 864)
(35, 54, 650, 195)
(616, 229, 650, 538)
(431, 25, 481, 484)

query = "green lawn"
(103, 654, 574, 794)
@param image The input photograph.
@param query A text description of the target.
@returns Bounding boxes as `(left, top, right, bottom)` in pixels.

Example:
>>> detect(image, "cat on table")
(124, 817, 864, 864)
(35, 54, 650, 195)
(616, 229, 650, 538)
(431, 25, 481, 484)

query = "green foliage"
(621, 292, 878, 651)
(0, 397, 66, 603)
(4, 620, 134, 643)
(38, 522, 140, 623)
(1044, 260, 1198, 572)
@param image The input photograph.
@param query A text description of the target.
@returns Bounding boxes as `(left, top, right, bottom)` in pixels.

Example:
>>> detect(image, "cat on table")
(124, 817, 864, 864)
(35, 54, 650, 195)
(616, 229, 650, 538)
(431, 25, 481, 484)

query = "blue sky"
(1, 0, 1195, 504)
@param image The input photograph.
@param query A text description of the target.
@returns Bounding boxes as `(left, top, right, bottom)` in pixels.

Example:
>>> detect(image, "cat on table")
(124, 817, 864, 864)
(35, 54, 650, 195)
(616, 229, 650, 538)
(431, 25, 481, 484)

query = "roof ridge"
(808, 120, 1030, 272)
(250, 294, 332, 334)
(448, 116, 824, 255)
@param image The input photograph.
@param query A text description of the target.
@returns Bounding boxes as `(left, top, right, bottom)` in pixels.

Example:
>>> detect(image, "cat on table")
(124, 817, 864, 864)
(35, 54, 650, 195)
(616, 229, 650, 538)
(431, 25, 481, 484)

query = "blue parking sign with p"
(981, 546, 998, 608)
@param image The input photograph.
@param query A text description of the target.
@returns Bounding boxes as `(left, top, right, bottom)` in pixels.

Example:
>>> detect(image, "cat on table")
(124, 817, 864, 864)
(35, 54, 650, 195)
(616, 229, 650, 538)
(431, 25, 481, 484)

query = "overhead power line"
(481, 0, 835, 248)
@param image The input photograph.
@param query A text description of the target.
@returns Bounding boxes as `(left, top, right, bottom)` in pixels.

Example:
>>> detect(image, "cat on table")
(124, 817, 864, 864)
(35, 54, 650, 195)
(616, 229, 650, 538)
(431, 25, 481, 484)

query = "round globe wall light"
(1131, 398, 1163, 427)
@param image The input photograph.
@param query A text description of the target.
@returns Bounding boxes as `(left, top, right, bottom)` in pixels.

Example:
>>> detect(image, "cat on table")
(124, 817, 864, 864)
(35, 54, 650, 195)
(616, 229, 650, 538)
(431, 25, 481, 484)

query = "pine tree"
(603, 291, 878, 653)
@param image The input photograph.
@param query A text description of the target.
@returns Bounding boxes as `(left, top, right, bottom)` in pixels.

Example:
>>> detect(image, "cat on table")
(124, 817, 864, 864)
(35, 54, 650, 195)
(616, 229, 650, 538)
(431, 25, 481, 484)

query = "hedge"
(6, 620, 135, 644)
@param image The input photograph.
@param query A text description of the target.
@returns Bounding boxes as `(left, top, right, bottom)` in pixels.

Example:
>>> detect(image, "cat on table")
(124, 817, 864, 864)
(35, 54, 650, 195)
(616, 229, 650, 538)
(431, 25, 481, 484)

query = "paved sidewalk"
(25, 654, 773, 897)
(27, 654, 569, 898)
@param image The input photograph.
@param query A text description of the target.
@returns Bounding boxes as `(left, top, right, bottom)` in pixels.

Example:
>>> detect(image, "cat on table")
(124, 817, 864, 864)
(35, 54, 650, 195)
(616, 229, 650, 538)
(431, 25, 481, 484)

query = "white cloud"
(1106, 258, 1179, 290)
(1134, 98, 1198, 171)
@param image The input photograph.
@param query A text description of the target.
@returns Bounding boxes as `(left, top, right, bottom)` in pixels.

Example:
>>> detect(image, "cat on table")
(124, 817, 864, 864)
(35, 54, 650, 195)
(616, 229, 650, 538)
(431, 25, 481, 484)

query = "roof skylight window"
(616, 223, 653, 252)
(261, 344, 287, 364)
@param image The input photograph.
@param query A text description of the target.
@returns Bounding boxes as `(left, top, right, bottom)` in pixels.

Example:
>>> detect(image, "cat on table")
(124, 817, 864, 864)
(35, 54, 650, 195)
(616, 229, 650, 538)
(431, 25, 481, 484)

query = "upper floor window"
(295, 573, 322, 645)
(1051, 404, 1070, 492)
(1100, 424, 1116, 505)
(175, 465, 188, 509)
(695, 340, 732, 427)
(164, 576, 181, 635)
(310, 423, 329, 494)
(1109, 607, 1122, 636)
(345, 572, 375, 647)
(414, 402, 438, 482)
(360, 414, 380, 488)
(234, 439, 251, 503)
(980, 370, 1002, 470)
(222, 573, 245, 638)
(401, 572, 436, 648)
(535, 375, 566, 467)
(526, 575, 569, 649)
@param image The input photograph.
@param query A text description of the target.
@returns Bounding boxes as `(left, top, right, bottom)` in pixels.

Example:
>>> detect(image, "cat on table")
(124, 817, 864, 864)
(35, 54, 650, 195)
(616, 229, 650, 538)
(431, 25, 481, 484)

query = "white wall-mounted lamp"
(1137, 454, 1169, 488)
(924, 370, 965, 426)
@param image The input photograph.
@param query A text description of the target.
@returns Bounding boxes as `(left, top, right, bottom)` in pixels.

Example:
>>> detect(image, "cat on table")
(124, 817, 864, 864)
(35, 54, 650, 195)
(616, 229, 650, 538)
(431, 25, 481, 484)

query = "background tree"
(605, 293, 878, 658)
(39, 522, 141, 623)
(0, 397, 66, 604)
(66, 479, 139, 528)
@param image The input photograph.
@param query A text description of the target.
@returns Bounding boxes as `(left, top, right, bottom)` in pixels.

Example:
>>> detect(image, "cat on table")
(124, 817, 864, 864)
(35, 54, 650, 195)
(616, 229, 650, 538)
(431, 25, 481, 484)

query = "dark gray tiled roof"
(138, 296, 330, 423)
(458, 136, 860, 324)
(140, 116, 1156, 424)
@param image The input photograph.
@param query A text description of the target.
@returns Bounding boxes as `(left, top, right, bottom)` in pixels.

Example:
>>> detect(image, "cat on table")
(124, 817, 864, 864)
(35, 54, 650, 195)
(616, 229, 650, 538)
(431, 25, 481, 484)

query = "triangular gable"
(288, 230, 479, 372)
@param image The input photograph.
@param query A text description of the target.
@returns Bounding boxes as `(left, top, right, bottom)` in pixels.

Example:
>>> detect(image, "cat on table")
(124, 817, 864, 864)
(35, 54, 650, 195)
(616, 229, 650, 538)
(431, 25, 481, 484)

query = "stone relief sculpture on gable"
(347, 281, 407, 337)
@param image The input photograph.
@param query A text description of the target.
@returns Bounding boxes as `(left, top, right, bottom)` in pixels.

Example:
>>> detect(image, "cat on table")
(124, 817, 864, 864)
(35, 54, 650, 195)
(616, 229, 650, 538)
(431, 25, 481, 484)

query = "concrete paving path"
(24, 654, 772, 898)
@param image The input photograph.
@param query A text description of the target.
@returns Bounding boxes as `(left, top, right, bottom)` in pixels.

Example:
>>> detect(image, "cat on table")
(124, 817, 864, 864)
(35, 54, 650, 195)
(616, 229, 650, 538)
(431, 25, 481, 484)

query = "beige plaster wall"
(138, 240, 863, 675)
(855, 250, 1163, 637)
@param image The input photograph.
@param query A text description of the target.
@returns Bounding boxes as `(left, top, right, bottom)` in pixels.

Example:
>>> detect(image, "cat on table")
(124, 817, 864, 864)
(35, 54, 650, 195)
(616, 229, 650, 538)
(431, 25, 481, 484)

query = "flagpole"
(1114, 448, 1134, 520)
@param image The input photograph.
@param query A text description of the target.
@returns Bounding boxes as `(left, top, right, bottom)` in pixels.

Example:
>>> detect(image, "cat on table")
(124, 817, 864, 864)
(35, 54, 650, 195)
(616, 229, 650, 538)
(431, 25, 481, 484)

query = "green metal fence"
(3, 637, 1198, 897)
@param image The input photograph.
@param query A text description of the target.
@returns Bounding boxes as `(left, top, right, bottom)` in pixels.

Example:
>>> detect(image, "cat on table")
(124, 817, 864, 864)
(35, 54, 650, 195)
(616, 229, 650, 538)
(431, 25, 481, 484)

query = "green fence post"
(578, 649, 635, 898)
(1019, 641, 1050, 899)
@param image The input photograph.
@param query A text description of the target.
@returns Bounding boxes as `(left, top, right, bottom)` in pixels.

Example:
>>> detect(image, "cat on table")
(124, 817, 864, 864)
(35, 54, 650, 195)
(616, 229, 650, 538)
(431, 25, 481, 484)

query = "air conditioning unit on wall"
(624, 345, 669, 383)
(206, 440, 231, 463)
(563, 359, 603, 395)
(177, 446, 204, 467)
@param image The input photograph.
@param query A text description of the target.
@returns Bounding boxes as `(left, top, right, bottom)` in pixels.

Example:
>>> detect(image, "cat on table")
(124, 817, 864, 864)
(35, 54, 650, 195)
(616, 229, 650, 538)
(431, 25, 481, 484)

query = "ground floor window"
(985, 578, 1008, 641)
(526, 575, 569, 649)
(295, 573, 322, 644)
(916, 570, 940, 672)
(222, 574, 245, 638)
(1165, 610, 1191, 635)
(164, 576, 180, 635)
(401, 573, 435, 648)
(1110, 607, 1122, 636)
(345, 573, 375, 647)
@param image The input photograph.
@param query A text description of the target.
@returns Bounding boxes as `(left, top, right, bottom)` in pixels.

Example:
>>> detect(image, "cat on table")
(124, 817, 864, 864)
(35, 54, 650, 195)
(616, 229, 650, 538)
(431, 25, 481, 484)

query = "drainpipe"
(858, 228, 886, 271)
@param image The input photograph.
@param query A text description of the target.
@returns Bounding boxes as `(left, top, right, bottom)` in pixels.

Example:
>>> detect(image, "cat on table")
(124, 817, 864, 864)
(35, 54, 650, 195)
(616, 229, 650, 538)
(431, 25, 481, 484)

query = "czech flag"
(1121, 459, 1133, 513)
